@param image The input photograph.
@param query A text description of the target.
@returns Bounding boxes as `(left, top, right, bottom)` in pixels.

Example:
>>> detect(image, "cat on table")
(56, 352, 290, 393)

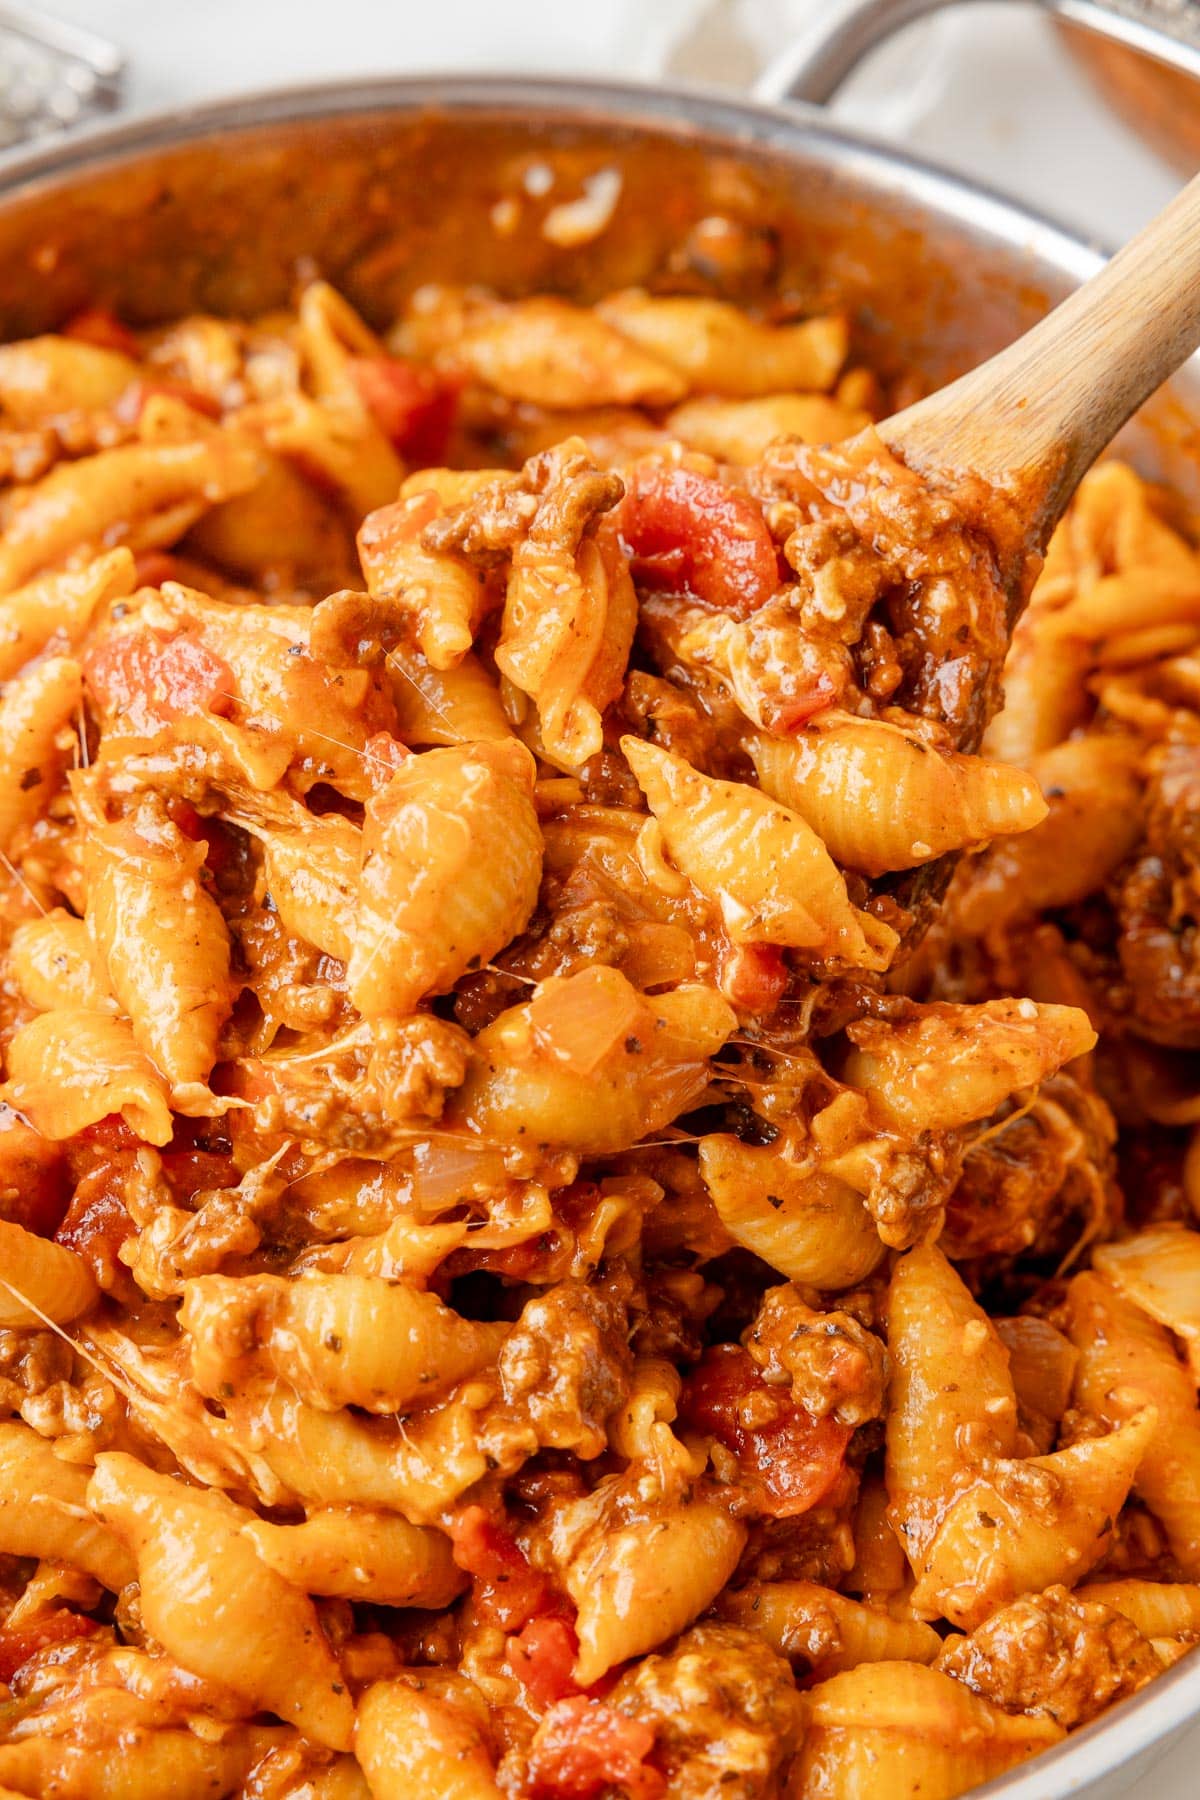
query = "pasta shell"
(3, 1006, 173, 1145)
(256, 810, 360, 962)
(555, 1475, 747, 1685)
(450, 965, 735, 1155)
(1093, 1224, 1200, 1382)
(359, 489, 490, 671)
(885, 1244, 1019, 1556)
(0, 1216, 97, 1327)
(83, 802, 234, 1092)
(180, 1271, 508, 1414)
(909, 1409, 1157, 1629)
(0, 654, 82, 853)
(0, 333, 138, 422)
(719, 1581, 941, 1678)
(0, 1422, 133, 1589)
(1077, 1578, 1200, 1641)
(88, 1452, 355, 1750)
(844, 999, 1097, 1136)
(952, 734, 1144, 934)
(792, 1662, 1063, 1800)
(0, 547, 135, 682)
(0, 433, 265, 593)
(402, 286, 687, 408)
(347, 738, 542, 1017)
(667, 393, 869, 464)
(1066, 1271, 1200, 1575)
(749, 717, 1047, 878)
(699, 1133, 884, 1289)
(500, 519, 635, 770)
(356, 1676, 503, 1800)
(622, 735, 898, 970)
(389, 640, 514, 747)
(597, 291, 847, 396)
(10, 907, 116, 1012)
(0, 1710, 280, 1800)
(243, 1507, 465, 1608)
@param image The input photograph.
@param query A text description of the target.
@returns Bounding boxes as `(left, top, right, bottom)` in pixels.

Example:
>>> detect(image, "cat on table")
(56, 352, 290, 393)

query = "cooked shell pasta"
(347, 738, 542, 1016)
(9, 906, 116, 1011)
(356, 1675, 503, 1800)
(358, 490, 491, 671)
(0, 431, 265, 593)
(844, 999, 1096, 1135)
(791, 1662, 1064, 1800)
(244, 1506, 464, 1607)
(0, 333, 138, 421)
(886, 1244, 1020, 1553)
(623, 735, 899, 968)
(401, 285, 687, 408)
(3, 1006, 173, 1144)
(0, 547, 135, 682)
(388, 640, 514, 747)
(667, 392, 869, 463)
(720, 1581, 942, 1678)
(1067, 1271, 1200, 1575)
(0, 1423, 133, 1589)
(180, 1271, 509, 1413)
(450, 966, 735, 1154)
(500, 514, 635, 769)
(1077, 1578, 1200, 1641)
(0, 1216, 97, 1326)
(81, 794, 235, 1092)
(1093, 1224, 1200, 1380)
(749, 716, 1047, 877)
(0, 654, 82, 852)
(596, 290, 848, 395)
(699, 1132, 884, 1288)
(552, 1476, 747, 1685)
(88, 1453, 355, 1750)
(908, 1409, 1156, 1629)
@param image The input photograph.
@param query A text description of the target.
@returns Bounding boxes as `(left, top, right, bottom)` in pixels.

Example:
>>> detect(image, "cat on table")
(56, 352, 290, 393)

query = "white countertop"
(26, 2, 1200, 1794)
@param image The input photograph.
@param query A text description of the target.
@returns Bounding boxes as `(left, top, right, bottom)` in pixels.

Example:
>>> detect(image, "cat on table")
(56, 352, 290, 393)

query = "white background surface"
(30, 1, 1200, 1793)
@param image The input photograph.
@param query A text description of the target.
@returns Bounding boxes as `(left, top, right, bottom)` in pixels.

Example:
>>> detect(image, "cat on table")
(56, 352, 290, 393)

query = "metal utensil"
(0, 3, 120, 146)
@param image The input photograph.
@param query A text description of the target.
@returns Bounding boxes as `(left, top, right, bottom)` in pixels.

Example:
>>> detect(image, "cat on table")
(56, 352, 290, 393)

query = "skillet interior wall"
(0, 99, 1194, 497)
(0, 100, 1194, 500)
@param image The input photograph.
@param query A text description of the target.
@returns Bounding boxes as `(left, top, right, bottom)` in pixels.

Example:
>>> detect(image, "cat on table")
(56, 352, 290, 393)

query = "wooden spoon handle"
(882, 166, 1200, 535)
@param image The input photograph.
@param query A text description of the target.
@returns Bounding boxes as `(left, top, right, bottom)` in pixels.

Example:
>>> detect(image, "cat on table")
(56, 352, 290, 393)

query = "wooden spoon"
(877, 166, 1200, 555)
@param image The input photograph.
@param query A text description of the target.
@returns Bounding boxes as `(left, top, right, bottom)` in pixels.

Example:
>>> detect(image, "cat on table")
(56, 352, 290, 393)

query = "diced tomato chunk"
(720, 943, 789, 1015)
(0, 1610, 100, 1681)
(618, 462, 781, 618)
(448, 1505, 552, 1631)
(679, 1344, 852, 1518)
(83, 628, 235, 736)
(528, 1698, 664, 1800)
(62, 305, 139, 358)
(363, 731, 411, 782)
(772, 676, 841, 730)
(159, 1149, 238, 1203)
(350, 355, 460, 463)
(76, 1114, 140, 1154)
(508, 1615, 582, 1708)
(0, 1115, 69, 1237)
(55, 1164, 135, 1291)
(164, 800, 236, 878)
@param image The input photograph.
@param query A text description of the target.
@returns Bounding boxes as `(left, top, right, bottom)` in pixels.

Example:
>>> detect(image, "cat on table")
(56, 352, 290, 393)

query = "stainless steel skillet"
(0, 26, 1194, 1800)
